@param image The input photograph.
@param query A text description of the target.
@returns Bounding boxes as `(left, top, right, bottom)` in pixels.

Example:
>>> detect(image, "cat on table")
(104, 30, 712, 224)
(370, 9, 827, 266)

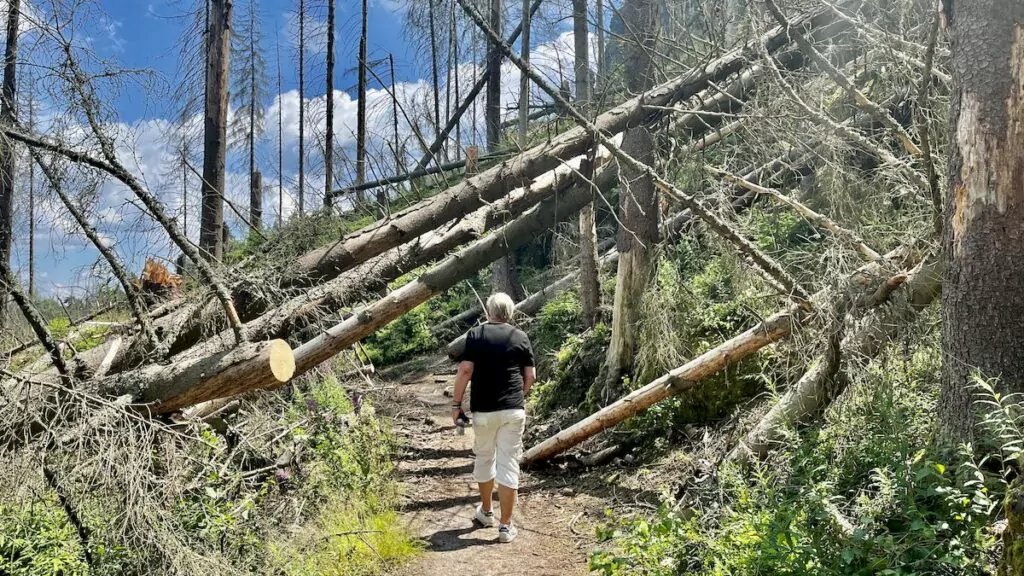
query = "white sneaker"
(474, 504, 495, 527)
(498, 523, 518, 543)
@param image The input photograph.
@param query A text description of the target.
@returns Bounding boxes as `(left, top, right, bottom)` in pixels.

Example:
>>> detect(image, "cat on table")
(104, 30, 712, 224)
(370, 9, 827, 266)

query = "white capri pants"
(472, 409, 527, 489)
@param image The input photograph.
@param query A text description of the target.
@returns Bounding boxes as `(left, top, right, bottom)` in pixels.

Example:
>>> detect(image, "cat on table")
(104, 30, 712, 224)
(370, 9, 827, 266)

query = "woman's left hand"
(452, 408, 462, 425)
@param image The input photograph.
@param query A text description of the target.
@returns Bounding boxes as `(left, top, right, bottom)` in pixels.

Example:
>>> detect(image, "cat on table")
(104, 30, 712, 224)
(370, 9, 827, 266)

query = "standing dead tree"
(230, 0, 268, 233)
(0, 0, 19, 330)
(200, 0, 232, 260)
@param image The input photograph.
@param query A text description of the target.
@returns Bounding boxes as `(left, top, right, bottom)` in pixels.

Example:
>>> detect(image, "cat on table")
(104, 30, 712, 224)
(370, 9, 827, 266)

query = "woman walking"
(450, 293, 536, 543)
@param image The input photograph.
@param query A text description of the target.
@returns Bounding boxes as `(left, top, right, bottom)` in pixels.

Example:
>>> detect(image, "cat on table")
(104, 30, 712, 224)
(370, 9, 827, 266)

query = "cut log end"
(268, 339, 297, 383)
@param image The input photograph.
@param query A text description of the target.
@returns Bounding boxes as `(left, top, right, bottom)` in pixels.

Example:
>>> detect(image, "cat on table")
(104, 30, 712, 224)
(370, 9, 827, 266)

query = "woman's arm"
(451, 360, 473, 423)
(523, 366, 536, 396)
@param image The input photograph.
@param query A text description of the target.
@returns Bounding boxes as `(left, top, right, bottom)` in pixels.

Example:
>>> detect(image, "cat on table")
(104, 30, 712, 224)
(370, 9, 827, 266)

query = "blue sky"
(12, 0, 584, 300)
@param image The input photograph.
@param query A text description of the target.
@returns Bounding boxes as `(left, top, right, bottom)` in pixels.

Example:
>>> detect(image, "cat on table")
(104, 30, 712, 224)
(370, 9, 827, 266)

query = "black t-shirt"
(457, 322, 535, 413)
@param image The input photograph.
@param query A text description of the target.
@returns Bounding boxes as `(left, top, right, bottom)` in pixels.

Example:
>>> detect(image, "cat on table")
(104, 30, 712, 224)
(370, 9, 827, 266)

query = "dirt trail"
(381, 360, 598, 576)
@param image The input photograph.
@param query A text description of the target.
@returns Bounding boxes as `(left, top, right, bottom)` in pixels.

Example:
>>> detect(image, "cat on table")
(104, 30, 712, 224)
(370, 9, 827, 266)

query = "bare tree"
(276, 32, 284, 227)
(199, 0, 232, 260)
(230, 0, 268, 232)
(296, 0, 306, 215)
(356, 0, 368, 200)
(595, 0, 661, 401)
(0, 0, 20, 327)
(25, 72, 34, 299)
(573, 0, 600, 327)
(487, 0, 521, 299)
(324, 0, 336, 206)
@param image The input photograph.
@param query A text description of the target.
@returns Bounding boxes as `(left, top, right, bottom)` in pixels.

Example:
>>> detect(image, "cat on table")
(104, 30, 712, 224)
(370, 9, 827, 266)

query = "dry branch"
(763, 0, 922, 157)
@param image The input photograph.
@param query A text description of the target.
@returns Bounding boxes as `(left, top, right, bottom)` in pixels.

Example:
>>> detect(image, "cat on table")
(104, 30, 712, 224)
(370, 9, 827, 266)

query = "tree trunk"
(486, 0, 518, 298)
(486, 0, 502, 150)
(596, 0, 660, 401)
(297, 0, 306, 215)
(0, 0, 19, 327)
(324, 0, 336, 207)
(249, 169, 262, 232)
(277, 34, 284, 227)
(98, 339, 294, 415)
(26, 79, 34, 299)
(199, 0, 231, 261)
(573, 0, 600, 326)
(940, 0, 1024, 443)
(522, 245, 922, 464)
(428, 0, 442, 153)
(595, 0, 605, 84)
(731, 257, 941, 463)
(356, 0, 368, 203)
(518, 0, 531, 146)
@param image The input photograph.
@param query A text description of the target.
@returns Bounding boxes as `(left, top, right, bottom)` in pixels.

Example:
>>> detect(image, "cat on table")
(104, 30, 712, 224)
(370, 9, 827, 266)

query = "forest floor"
(374, 355, 605, 576)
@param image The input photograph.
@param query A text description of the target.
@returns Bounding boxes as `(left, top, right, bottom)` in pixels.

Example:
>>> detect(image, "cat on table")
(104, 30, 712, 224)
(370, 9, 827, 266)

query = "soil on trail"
(380, 359, 600, 576)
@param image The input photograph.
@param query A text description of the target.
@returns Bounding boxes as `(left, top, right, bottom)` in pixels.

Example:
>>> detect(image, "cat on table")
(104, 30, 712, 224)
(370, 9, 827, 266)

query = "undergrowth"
(589, 333, 1008, 575)
(0, 372, 417, 575)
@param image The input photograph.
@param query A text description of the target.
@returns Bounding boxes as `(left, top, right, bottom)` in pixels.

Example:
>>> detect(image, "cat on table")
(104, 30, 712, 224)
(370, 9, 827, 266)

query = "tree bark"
(277, 35, 284, 227)
(356, 0, 368, 199)
(325, 0, 336, 206)
(250, 169, 262, 232)
(200, 0, 232, 261)
(0, 0, 19, 328)
(596, 0, 660, 402)
(297, 0, 306, 215)
(940, 0, 1024, 443)
(573, 0, 600, 327)
(486, 0, 502, 150)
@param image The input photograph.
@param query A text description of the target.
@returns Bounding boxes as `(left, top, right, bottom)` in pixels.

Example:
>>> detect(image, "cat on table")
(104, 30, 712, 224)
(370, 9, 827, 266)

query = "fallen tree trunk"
(521, 246, 919, 464)
(249, 157, 618, 345)
(56, 139, 620, 387)
(97, 339, 295, 415)
(727, 257, 942, 463)
(281, 14, 835, 290)
(290, 183, 597, 377)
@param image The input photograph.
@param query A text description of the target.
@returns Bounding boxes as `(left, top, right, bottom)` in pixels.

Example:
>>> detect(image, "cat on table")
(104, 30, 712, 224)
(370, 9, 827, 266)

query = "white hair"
(485, 292, 515, 323)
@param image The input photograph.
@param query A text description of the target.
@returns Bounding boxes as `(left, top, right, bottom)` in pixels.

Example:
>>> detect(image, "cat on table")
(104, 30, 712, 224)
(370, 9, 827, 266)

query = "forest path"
(380, 358, 598, 576)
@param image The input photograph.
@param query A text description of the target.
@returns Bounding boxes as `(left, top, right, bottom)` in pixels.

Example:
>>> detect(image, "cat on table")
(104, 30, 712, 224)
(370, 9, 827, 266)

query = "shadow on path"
(424, 525, 499, 552)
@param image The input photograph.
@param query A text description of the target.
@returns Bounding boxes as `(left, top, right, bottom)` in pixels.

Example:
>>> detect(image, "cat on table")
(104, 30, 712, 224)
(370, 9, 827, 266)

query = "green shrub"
(530, 323, 611, 416)
(361, 303, 438, 366)
(531, 289, 584, 363)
